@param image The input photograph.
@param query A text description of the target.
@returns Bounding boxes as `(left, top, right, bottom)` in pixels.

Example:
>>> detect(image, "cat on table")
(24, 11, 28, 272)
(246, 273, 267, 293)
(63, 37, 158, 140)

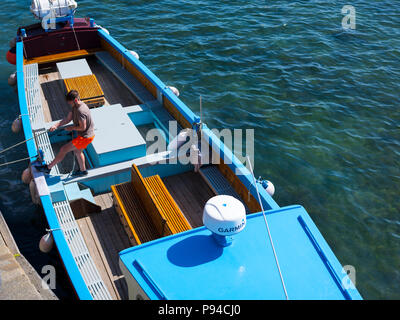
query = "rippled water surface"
(0, 0, 399, 299)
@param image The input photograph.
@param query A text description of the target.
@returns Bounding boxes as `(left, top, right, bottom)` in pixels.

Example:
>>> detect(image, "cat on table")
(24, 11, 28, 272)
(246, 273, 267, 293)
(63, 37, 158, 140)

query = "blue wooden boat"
(10, 2, 362, 300)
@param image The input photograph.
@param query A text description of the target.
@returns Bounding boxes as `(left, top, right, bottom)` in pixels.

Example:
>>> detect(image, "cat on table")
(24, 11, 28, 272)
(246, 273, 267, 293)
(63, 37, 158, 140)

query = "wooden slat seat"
(111, 183, 159, 245)
(111, 164, 191, 245)
(131, 164, 191, 237)
(145, 175, 192, 235)
(24, 48, 101, 65)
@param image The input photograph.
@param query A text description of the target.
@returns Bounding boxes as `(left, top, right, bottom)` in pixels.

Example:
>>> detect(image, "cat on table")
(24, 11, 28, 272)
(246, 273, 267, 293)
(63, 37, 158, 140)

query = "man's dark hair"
(66, 90, 80, 101)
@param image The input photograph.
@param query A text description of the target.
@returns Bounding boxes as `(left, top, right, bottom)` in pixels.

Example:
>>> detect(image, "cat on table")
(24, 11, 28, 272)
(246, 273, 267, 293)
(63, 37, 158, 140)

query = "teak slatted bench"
(24, 48, 100, 65)
(144, 175, 192, 235)
(111, 182, 158, 245)
(111, 164, 192, 245)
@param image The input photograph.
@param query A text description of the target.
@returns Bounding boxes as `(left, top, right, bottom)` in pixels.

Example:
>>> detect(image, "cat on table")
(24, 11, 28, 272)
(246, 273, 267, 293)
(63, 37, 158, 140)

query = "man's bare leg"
(35, 141, 76, 174)
(73, 148, 86, 172)
(48, 141, 76, 170)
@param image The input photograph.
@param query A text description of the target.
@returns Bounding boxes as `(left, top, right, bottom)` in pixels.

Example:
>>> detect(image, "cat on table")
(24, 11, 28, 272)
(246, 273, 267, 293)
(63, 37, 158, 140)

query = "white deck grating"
(24, 63, 45, 131)
(53, 201, 112, 300)
(24, 63, 60, 175)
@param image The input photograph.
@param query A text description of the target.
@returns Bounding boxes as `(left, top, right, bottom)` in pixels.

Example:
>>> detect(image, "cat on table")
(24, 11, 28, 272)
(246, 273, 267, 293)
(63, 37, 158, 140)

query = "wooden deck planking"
(76, 217, 119, 300)
(38, 56, 141, 123)
(39, 67, 71, 122)
(88, 58, 141, 107)
(162, 171, 216, 228)
(76, 192, 130, 300)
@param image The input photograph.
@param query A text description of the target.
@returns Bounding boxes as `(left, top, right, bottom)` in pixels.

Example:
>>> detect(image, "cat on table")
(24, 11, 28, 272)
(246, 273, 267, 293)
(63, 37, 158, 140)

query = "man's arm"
(49, 112, 73, 132)
(65, 118, 86, 132)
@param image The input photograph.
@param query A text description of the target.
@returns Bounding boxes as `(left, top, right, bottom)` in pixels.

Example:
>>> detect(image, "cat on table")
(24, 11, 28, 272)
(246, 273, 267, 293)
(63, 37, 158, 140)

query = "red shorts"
(72, 136, 95, 150)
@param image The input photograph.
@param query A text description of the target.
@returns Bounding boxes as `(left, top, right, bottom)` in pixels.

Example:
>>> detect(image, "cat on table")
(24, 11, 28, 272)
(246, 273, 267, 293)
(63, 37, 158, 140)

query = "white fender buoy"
(9, 37, 16, 48)
(22, 167, 33, 184)
(129, 50, 139, 60)
(262, 180, 275, 197)
(96, 25, 110, 35)
(39, 233, 54, 253)
(167, 129, 191, 151)
(11, 117, 22, 133)
(29, 180, 40, 205)
(8, 72, 17, 86)
(167, 86, 180, 97)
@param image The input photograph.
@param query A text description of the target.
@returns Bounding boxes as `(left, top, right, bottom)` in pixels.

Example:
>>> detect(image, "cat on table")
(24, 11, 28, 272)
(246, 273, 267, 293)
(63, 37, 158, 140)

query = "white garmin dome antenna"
(203, 195, 246, 247)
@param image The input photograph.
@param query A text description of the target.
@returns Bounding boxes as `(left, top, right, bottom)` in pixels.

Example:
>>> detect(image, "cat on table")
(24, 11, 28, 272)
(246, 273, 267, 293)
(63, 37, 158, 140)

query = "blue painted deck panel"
(88, 104, 146, 166)
(120, 205, 362, 300)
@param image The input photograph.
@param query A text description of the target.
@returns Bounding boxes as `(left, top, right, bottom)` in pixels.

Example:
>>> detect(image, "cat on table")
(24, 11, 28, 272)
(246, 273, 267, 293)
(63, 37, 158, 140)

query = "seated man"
(35, 90, 95, 177)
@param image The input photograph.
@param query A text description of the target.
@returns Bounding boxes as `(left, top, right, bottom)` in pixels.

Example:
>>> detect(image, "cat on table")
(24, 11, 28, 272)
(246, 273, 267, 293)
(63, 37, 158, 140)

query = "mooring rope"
(246, 155, 289, 300)
(0, 128, 78, 178)
(0, 156, 34, 168)
(0, 137, 34, 155)
(71, 24, 81, 51)
(0, 127, 56, 156)
(0, 129, 55, 166)
(0, 134, 39, 167)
